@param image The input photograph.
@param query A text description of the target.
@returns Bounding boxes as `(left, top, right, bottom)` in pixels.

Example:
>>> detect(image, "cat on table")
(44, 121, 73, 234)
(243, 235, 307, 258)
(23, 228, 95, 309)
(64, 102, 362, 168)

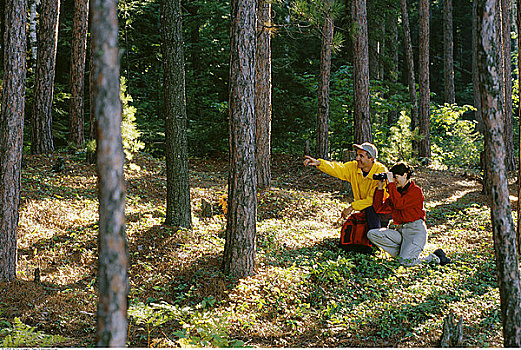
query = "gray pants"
(367, 219, 440, 267)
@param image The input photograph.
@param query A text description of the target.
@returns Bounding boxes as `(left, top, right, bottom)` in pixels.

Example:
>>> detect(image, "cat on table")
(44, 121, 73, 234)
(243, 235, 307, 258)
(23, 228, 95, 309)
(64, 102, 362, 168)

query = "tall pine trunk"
(476, 0, 521, 345)
(31, 0, 60, 154)
(401, 0, 419, 155)
(91, 0, 128, 346)
(418, 0, 431, 164)
(222, 0, 257, 278)
(0, 0, 27, 283)
(444, 0, 455, 104)
(352, 0, 372, 143)
(255, 0, 272, 190)
(69, 0, 89, 147)
(29, 0, 40, 69)
(517, 0, 521, 256)
(499, 0, 515, 171)
(387, 11, 399, 126)
(316, 2, 333, 159)
(161, 0, 192, 228)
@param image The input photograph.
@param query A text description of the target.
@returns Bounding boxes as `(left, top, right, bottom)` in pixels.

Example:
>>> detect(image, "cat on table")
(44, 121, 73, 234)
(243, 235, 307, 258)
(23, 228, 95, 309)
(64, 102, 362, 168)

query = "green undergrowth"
(6, 152, 504, 347)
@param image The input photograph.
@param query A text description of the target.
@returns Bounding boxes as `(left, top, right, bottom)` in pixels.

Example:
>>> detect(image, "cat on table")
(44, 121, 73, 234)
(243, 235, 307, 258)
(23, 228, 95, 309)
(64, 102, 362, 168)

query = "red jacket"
(373, 181, 426, 225)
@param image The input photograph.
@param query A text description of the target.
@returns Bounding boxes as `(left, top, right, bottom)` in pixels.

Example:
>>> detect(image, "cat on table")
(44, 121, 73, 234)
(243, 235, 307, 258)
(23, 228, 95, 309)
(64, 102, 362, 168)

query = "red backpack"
(339, 211, 374, 254)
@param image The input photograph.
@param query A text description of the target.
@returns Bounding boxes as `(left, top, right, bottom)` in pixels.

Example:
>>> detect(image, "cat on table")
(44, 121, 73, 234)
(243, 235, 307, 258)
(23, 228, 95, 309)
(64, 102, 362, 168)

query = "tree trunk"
(400, 0, 419, 155)
(499, 0, 515, 171)
(161, 0, 192, 228)
(255, 0, 272, 190)
(418, 0, 431, 164)
(0, 0, 4, 69)
(69, 0, 89, 148)
(473, 0, 483, 133)
(86, 27, 97, 165)
(91, 0, 128, 346)
(0, 0, 27, 283)
(29, 0, 40, 69)
(477, 0, 521, 345)
(387, 11, 399, 126)
(444, 0, 455, 104)
(222, 0, 257, 279)
(516, 0, 521, 255)
(31, 0, 60, 154)
(352, 0, 372, 143)
(316, 2, 334, 159)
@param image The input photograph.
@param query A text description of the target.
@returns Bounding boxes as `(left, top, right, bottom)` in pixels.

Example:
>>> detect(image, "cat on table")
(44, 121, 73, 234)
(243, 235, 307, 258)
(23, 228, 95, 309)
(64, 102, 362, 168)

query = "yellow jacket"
(317, 159, 388, 211)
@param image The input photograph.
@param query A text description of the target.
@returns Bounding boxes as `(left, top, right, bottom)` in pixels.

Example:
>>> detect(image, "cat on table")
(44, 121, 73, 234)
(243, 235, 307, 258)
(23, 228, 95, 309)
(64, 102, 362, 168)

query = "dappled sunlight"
(5, 152, 504, 347)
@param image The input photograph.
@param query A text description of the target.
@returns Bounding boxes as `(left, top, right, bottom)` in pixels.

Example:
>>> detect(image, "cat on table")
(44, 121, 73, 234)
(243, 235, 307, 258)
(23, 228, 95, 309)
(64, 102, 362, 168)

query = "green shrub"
(0, 318, 70, 347)
(430, 104, 481, 169)
(120, 77, 145, 161)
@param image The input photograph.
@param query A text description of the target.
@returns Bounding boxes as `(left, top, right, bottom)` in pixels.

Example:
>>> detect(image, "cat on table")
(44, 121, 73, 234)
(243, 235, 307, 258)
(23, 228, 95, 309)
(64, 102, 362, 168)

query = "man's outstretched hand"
(303, 155, 321, 167)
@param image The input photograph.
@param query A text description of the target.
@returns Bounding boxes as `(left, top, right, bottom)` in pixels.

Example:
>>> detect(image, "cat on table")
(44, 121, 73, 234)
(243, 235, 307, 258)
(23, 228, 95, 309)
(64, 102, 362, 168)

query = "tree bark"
(29, 0, 40, 68)
(31, 0, 60, 154)
(316, 1, 334, 159)
(476, 0, 521, 345)
(516, 0, 521, 256)
(0, 0, 27, 283)
(255, 0, 272, 190)
(444, 0, 455, 104)
(161, 0, 192, 228)
(499, 0, 515, 171)
(69, 0, 89, 147)
(386, 11, 399, 127)
(222, 0, 257, 279)
(400, 0, 419, 156)
(91, 0, 128, 346)
(473, 0, 483, 133)
(352, 0, 372, 143)
(418, 0, 431, 164)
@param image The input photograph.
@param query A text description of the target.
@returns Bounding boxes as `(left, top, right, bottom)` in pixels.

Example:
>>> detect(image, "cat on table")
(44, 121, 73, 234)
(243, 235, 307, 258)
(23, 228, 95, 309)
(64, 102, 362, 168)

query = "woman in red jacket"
(367, 162, 451, 267)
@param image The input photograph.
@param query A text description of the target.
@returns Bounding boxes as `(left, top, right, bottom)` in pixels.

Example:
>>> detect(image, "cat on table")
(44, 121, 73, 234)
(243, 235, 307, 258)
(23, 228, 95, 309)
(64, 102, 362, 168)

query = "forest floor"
(0, 151, 507, 347)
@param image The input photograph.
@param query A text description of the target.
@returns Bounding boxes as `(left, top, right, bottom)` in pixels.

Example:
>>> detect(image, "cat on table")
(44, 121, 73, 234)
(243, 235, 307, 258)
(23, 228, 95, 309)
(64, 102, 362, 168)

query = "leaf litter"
(0, 152, 506, 347)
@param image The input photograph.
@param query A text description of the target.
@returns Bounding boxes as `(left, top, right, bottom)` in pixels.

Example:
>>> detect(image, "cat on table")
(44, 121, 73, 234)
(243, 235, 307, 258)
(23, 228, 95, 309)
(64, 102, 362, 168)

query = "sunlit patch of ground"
(0, 152, 506, 347)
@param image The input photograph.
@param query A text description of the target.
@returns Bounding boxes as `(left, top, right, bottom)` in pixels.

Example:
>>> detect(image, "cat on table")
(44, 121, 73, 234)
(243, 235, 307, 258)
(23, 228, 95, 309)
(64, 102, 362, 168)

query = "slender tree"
(418, 0, 431, 163)
(222, 0, 257, 278)
(69, 0, 89, 147)
(31, 0, 60, 154)
(316, 0, 334, 159)
(400, 0, 419, 156)
(91, 0, 128, 345)
(516, 0, 521, 256)
(352, 0, 372, 143)
(473, 0, 483, 133)
(476, 0, 521, 345)
(0, 0, 4, 67)
(499, 0, 515, 171)
(161, 0, 192, 228)
(0, 0, 27, 283)
(256, 0, 272, 190)
(444, 0, 455, 104)
(386, 9, 399, 126)
(29, 0, 40, 69)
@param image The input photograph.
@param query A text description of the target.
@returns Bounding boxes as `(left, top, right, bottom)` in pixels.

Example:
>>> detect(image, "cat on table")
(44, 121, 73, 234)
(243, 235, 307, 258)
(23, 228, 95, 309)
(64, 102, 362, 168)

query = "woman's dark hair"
(390, 162, 413, 180)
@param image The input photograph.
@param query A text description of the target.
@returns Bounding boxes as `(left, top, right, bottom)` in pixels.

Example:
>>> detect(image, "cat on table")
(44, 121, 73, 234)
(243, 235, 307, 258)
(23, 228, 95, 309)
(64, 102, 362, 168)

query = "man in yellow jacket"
(303, 142, 389, 229)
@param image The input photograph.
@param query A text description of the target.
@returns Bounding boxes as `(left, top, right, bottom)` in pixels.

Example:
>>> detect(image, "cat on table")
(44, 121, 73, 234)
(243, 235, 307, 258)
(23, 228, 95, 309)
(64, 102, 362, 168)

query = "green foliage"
(376, 112, 421, 165)
(120, 77, 145, 161)
(128, 300, 244, 348)
(0, 318, 70, 347)
(430, 104, 481, 169)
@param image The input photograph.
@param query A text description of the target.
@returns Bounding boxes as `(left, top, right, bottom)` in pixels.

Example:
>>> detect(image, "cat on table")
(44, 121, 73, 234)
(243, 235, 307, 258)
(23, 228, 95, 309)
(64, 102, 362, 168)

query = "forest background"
(0, 0, 491, 166)
(0, 0, 519, 347)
